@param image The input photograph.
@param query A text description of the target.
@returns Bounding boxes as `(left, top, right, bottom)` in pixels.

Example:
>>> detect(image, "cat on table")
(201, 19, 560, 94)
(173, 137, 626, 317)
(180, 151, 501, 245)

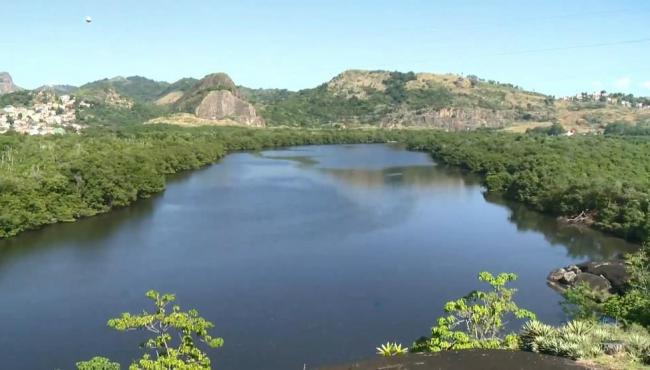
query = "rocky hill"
(79, 76, 170, 102)
(245, 70, 556, 129)
(0, 72, 22, 95)
(156, 73, 265, 127)
(2, 69, 648, 132)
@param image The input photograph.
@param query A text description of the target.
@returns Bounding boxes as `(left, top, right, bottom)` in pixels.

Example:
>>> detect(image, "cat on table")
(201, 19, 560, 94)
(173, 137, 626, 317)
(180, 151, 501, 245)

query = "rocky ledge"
(547, 259, 629, 294)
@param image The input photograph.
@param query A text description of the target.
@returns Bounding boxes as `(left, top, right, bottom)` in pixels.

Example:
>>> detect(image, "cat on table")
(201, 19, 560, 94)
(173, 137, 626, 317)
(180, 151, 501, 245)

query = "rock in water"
(0, 72, 21, 95)
(573, 273, 612, 293)
(195, 90, 265, 127)
(577, 260, 629, 294)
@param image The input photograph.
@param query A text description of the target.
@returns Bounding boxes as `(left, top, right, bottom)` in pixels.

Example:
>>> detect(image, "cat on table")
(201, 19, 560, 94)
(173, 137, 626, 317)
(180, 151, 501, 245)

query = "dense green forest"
(2, 126, 650, 241)
(405, 132, 650, 242)
(0, 126, 399, 238)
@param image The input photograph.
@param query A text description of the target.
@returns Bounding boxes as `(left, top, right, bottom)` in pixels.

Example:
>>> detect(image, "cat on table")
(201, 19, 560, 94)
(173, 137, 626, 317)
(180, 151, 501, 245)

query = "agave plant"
(376, 342, 408, 357)
(562, 320, 593, 336)
(625, 333, 650, 361)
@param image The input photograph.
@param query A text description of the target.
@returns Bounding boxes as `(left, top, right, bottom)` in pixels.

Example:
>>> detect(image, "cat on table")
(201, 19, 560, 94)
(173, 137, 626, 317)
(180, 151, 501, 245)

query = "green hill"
(243, 70, 556, 129)
(78, 76, 170, 102)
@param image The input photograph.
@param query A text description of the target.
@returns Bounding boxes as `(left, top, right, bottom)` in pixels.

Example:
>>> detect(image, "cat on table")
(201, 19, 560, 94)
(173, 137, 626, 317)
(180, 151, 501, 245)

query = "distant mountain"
(0, 72, 22, 95)
(154, 78, 199, 105)
(79, 76, 170, 102)
(4, 69, 648, 131)
(35, 84, 79, 94)
(244, 70, 556, 129)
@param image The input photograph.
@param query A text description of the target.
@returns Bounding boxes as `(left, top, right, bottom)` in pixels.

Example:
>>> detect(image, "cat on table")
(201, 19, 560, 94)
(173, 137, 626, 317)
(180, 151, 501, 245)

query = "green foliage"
(375, 342, 408, 356)
(76, 102, 171, 126)
(0, 90, 34, 107)
(412, 272, 535, 353)
(107, 290, 223, 370)
(80, 76, 170, 102)
(602, 244, 650, 327)
(604, 121, 650, 136)
(526, 122, 566, 136)
(0, 126, 400, 239)
(76, 356, 120, 370)
(405, 132, 650, 242)
(561, 245, 650, 328)
(520, 320, 650, 365)
(561, 283, 608, 322)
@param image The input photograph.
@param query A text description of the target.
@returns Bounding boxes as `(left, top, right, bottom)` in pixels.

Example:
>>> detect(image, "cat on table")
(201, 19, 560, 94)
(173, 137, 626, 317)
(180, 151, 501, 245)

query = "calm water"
(0, 144, 637, 370)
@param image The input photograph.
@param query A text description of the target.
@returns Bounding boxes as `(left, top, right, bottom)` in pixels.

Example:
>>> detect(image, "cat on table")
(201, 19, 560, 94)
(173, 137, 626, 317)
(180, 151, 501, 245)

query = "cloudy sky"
(2, 0, 649, 96)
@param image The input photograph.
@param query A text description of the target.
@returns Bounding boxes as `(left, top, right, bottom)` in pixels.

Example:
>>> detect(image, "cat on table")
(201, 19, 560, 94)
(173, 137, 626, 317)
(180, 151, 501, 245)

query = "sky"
(2, 0, 650, 96)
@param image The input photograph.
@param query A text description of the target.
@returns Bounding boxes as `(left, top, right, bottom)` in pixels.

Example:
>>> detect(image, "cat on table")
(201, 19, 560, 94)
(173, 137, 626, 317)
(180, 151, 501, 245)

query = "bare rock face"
(194, 73, 239, 97)
(0, 72, 21, 95)
(195, 90, 264, 127)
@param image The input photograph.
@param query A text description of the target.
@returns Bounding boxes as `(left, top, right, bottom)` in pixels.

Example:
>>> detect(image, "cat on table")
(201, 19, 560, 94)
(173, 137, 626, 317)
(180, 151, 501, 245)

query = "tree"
(107, 290, 224, 370)
(76, 356, 120, 370)
(412, 272, 536, 352)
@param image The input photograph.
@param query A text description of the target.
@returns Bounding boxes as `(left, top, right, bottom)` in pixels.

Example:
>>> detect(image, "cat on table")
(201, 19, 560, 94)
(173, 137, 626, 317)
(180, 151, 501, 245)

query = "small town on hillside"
(0, 94, 83, 135)
(561, 90, 650, 109)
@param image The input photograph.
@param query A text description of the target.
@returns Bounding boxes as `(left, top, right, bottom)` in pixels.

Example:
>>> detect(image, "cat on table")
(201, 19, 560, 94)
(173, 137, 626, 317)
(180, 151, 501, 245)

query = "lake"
(0, 144, 637, 370)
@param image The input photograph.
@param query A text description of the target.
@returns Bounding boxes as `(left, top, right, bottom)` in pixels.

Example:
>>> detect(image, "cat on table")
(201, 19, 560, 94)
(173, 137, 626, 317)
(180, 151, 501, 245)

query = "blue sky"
(2, 0, 650, 96)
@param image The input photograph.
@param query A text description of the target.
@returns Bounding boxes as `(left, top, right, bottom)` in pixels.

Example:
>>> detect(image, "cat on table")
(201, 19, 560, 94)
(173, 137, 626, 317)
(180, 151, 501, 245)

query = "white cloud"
(642, 81, 650, 90)
(614, 77, 632, 89)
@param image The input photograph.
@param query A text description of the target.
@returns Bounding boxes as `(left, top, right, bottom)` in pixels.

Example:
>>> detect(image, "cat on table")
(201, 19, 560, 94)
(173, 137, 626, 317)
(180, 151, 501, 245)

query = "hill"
(244, 70, 556, 129)
(154, 73, 264, 127)
(2, 69, 648, 132)
(78, 76, 170, 102)
(35, 84, 79, 94)
(0, 72, 22, 95)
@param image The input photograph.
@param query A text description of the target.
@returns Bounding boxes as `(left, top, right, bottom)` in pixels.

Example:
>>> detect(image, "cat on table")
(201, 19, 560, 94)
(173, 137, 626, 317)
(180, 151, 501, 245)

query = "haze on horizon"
(2, 0, 650, 96)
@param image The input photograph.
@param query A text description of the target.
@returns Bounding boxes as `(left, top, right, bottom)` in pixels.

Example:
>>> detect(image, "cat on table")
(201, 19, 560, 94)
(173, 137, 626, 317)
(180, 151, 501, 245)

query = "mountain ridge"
(2, 69, 649, 131)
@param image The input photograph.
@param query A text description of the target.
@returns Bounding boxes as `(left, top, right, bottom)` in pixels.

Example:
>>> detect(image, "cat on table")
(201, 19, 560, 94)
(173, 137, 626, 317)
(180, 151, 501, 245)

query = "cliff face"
(173, 73, 265, 127)
(0, 72, 21, 95)
(195, 90, 264, 127)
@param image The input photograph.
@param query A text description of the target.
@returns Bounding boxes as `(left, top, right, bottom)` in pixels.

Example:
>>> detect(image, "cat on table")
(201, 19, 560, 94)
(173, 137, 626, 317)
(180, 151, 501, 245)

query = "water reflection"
(484, 193, 638, 260)
(0, 144, 639, 370)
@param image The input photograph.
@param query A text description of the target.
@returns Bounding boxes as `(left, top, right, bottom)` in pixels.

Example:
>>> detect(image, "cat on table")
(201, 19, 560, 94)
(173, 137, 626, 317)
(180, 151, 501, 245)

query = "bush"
(521, 320, 650, 365)
(76, 357, 120, 370)
(411, 272, 536, 353)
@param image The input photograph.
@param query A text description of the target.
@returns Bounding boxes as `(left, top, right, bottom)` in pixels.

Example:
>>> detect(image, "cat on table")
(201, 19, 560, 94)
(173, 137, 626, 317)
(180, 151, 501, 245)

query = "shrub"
(76, 357, 120, 370)
(376, 342, 408, 356)
(521, 320, 650, 364)
(412, 272, 536, 353)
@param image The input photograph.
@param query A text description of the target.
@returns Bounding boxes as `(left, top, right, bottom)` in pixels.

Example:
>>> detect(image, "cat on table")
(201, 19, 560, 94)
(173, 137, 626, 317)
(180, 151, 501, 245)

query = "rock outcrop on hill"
(172, 73, 265, 127)
(0, 72, 21, 95)
(195, 90, 264, 127)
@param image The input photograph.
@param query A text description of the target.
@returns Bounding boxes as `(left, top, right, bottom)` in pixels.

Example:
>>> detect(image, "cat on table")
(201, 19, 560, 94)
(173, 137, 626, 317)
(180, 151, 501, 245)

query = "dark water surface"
(0, 144, 637, 370)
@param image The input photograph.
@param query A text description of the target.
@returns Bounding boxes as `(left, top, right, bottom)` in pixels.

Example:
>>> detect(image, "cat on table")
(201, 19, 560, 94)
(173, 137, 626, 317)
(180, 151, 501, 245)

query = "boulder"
(547, 268, 566, 283)
(573, 273, 612, 293)
(560, 270, 577, 284)
(578, 260, 629, 294)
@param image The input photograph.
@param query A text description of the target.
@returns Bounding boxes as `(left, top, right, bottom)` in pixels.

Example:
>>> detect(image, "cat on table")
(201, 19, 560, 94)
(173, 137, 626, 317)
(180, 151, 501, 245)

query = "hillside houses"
(561, 91, 649, 110)
(0, 94, 82, 134)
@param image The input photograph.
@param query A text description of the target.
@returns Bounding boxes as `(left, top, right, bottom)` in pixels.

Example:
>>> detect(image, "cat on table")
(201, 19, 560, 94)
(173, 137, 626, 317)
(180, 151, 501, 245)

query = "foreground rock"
(547, 259, 629, 294)
(321, 350, 590, 370)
